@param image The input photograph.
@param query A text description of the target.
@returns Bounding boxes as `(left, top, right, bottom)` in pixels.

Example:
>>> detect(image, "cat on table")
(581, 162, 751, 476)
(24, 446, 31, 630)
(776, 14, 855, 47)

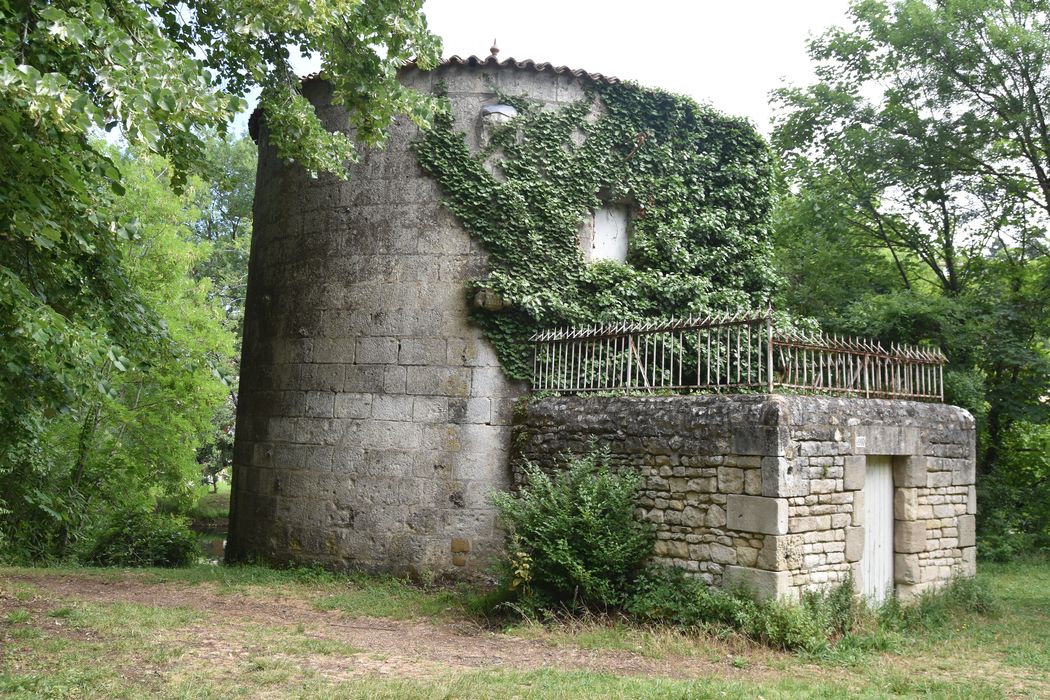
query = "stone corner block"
(732, 424, 785, 456)
(894, 520, 927, 554)
(756, 534, 803, 572)
(760, 456, 809, 498)
(895, 582, 931, 602)
(843, 455, 865, 491)
(844, 526, 864, 562)
(723, 565, 795, 602)
(951, 457, 977, 486)
(957, 514, 976, 548)
(851, 490, 865, 526)
(726, 494, 788, 535)
(892, 455, 928, 488)
(894, 487, 920, 521)
(894, 552, 921, 585)
(959, 546, 977, 577)
(849, 561, 864, 594)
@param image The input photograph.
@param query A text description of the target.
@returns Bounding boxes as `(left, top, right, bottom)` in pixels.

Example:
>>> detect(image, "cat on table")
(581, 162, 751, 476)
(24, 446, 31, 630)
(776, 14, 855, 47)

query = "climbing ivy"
(414, 79, 777, 379)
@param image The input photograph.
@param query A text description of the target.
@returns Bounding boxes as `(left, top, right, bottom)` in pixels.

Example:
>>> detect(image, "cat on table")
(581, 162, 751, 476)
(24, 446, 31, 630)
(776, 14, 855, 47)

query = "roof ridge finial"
(490, 39, 499, 57)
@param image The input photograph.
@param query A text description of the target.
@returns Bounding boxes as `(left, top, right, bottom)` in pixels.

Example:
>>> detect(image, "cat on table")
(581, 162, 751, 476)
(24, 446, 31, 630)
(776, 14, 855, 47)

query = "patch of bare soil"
(0, 588, 102, 645)
(0, 582, 168, 689)
(1, 572, 801, 685)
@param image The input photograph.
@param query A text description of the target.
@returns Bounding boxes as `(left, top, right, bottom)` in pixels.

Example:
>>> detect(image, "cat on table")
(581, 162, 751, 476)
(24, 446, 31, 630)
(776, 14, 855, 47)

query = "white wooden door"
(862, 456, 894, 603)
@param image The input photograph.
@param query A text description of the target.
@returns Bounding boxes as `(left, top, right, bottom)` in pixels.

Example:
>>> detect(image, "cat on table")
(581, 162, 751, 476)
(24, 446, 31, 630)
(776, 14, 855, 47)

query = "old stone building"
(229, 52, 975, 601)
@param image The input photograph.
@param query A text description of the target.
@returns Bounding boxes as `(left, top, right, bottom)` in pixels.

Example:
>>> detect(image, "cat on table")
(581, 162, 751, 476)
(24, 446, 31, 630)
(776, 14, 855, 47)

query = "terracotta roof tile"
(421, 54, 618, 84)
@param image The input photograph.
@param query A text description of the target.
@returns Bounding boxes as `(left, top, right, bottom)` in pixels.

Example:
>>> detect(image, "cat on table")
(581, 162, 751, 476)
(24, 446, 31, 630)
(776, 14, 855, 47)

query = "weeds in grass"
(503, 566, 999, 655)
(812, 576, 999, 663)
(314, 573, 465, 621)
(622, 566, 861, 653)
(880, 575, 999, 632)
(142, 561, 344, 588)
(5, 610, 30, 624)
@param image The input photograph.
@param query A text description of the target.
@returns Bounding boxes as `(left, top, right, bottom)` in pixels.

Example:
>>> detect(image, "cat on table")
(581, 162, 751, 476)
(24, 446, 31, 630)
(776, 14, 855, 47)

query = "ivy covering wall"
(414, 79, 776, 379)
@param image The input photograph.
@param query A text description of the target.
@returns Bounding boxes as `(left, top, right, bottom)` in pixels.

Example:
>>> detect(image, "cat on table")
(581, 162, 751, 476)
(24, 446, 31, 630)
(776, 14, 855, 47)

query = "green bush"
(626, 565, 756, 629)
(83, 505, 198, 568)
(750, 600, 827, 652)
(492, 450, 654, 610)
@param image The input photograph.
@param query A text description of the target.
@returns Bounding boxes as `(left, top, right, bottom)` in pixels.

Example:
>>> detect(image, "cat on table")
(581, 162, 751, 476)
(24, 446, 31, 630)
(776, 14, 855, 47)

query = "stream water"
(199, 533, 226, 564)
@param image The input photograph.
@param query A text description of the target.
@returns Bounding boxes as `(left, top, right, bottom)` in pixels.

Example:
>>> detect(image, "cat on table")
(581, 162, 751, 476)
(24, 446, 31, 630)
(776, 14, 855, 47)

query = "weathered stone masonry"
(229, 56, 978, 599)
(514, 395, 976, 600)
(228, 63, 593, 575)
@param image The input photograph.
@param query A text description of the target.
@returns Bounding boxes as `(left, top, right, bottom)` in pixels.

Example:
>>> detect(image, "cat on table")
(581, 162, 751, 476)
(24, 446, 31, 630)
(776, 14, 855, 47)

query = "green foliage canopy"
(1, 148, 235, 558)
(774, 0, 1050, 297)
(0, 0, 439, 555)
(771, 0, 1050, 553)
(189, 135, 257, 492)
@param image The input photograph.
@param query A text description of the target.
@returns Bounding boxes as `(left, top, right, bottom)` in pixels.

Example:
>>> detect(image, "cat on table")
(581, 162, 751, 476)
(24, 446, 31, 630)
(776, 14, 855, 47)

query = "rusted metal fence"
(529, 310, 946, 401)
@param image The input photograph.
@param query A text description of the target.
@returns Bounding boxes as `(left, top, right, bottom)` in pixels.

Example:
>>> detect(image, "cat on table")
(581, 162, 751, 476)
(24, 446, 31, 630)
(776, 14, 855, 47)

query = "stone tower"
(227, 56, 614, 575)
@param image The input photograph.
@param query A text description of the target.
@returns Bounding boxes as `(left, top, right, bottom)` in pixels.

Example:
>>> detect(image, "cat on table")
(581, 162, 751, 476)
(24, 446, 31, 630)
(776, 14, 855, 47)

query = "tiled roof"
(420, 54, 618, 84)
(250, 56, 616, 141)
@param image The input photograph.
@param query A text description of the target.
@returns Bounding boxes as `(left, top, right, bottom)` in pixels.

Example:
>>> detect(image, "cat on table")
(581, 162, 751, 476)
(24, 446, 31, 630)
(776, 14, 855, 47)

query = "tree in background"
(192, 135, 258, 339)
(190, 135, 257, 493)
(0, 0, 438, 557)
(2, 148, 234, 557)
(772, 0, 1050, 555)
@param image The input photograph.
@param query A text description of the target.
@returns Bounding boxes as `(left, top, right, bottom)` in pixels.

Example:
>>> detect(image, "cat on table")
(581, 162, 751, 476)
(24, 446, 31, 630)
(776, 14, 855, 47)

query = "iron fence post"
(766, 311, 774, 393)
(864, 353, 869, 398)
(531, 342, 538, 392)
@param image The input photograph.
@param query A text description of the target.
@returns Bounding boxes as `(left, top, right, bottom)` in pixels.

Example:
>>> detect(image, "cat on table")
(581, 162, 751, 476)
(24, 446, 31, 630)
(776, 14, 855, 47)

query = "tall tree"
(772, 0, 1050, 553)
(775, 0, 1050, 296)
(0, 0, 439, 554)
(1, 148, 234, 557)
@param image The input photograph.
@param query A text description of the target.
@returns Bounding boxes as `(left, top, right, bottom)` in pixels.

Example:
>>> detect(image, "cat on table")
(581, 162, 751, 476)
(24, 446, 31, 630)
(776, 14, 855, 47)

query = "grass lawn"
(187, 483, 231, 522)
(0, 558, 1046, 698)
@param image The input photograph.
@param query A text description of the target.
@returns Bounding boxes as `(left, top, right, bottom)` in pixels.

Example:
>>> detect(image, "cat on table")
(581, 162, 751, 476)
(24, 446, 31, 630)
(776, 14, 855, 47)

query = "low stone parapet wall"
(512, 394, 976, 601)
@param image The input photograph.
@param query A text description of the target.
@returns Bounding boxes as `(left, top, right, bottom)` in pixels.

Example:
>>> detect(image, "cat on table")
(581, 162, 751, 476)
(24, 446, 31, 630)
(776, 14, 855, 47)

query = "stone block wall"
(228, 65, 589, 575)
(513, 394, 976, 600)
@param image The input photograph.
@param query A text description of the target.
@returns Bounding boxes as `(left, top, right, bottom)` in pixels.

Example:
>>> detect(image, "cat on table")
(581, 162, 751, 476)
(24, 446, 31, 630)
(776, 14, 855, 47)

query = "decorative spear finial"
(490, 39, 499, 57)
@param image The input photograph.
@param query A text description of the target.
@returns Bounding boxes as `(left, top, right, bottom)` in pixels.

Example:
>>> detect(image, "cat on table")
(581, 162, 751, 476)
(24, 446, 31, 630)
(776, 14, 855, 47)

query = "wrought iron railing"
(529, 310, 946, 401)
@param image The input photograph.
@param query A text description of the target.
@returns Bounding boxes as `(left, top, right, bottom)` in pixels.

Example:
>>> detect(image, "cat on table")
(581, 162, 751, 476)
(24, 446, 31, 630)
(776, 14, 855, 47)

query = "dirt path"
(1, 572, 801, 685)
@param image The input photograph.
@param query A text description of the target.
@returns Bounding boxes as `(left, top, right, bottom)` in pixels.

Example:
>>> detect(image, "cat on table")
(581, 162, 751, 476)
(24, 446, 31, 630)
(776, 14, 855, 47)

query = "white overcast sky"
(420, 0, 854, 134)
(258, 1, 854, 137)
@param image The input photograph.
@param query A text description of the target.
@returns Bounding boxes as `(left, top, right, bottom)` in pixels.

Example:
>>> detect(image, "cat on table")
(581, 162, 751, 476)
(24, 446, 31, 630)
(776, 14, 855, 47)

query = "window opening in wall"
(479, 103, 519, 180)
(479, 103, 517, 146)
(578, 204, 629, 263)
